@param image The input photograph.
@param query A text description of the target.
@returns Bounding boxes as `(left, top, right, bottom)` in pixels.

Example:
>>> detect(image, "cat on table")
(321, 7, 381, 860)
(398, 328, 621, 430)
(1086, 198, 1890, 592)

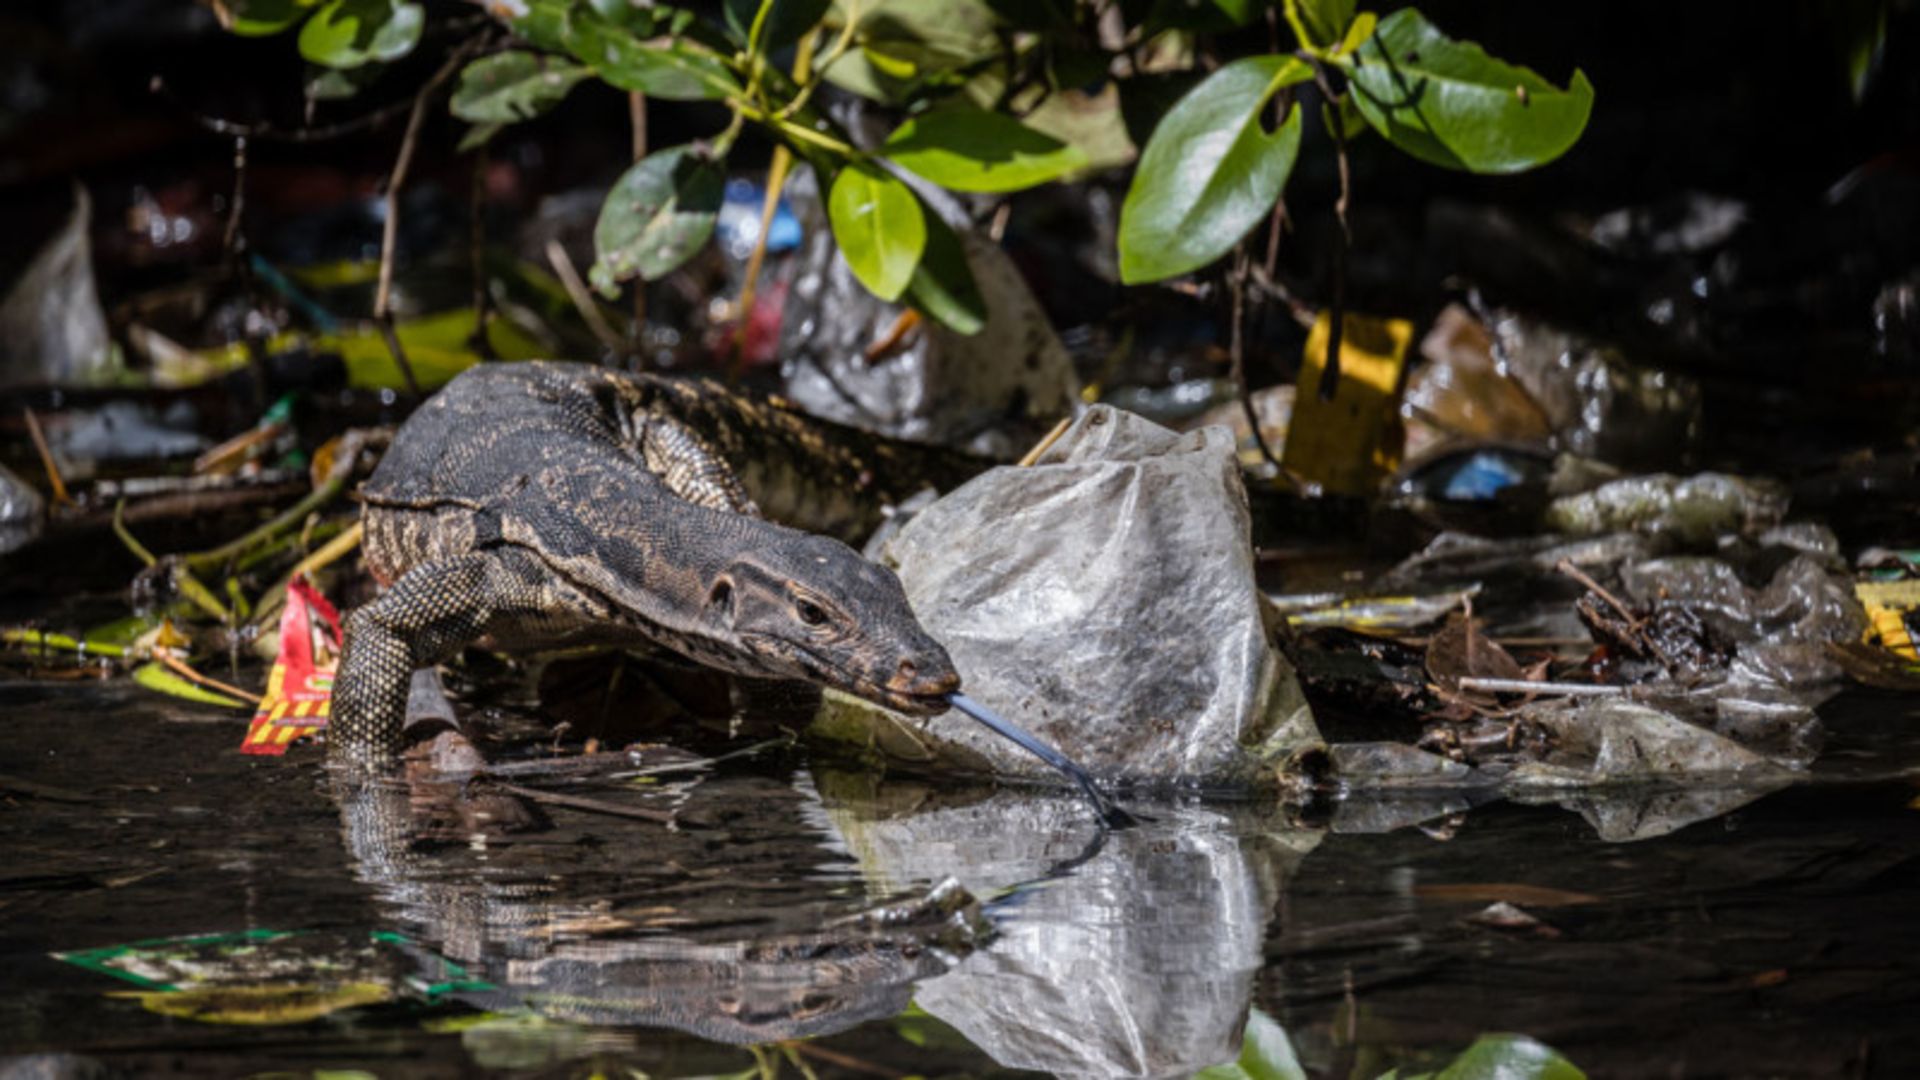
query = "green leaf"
(1146, 0, 1262, 35)
(1295, 0, 1355, 48)
(507, 0, 574, 52)
(456, 122, 506, 152)
(306, 62, 385, 101)
(564, 10, 741, 100)
(827, 163, 926, 301)
(882, 108, 1088, 194)
(820, 0, 1002, 103)
(905, 208, 985, 335)
(450, 51, 589, 123)
(298, 0, 424, 69)
(1347, 7, 1594, 174)
(221, 0, 307, 36)
(724, 0, 832, 50)
(1196, 1008, 1308, 1080)
(1427, 1034, 1585, 1080)
(586, 0, 659, 29)
(1117, 55, 1309, 284)
(590, 145, 725, 295)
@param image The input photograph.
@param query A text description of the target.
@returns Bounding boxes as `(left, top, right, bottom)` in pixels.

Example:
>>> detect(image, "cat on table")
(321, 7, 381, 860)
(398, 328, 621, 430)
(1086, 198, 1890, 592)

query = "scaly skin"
(332, 362, 974, 766)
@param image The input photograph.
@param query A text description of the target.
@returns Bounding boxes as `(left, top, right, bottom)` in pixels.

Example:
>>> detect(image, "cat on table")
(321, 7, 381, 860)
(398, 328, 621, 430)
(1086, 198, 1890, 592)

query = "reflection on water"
(6, 680, 1920, 1076)
(331, 759, 1319, 1075)
(813, 772, 1319, 1077)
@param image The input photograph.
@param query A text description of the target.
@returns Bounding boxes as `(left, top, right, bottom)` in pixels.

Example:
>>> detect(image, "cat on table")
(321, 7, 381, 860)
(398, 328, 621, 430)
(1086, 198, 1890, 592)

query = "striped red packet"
(241, 577, 342, 756)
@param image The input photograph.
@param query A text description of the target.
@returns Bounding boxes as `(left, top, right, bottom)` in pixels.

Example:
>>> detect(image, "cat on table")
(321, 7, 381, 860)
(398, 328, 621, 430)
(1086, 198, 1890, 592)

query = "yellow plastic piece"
(113, 982, 392, 1025)
(1856, 580, 1920, 659)
(1281, 311, 1414, 495)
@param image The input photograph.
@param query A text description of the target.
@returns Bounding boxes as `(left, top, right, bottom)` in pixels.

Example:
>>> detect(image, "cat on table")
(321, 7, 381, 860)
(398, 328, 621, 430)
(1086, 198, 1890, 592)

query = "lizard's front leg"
(330, 549, 542, 767)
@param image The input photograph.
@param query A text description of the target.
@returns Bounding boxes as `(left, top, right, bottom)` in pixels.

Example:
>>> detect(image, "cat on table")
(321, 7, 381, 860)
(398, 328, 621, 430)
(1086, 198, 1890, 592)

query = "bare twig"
(1554, 556, 1676, 668)
(374, 43, 481, 396)
(545, 240, 624, 353)
(731, 144, 794, 372)
(1304, 57, 1352, 401)
(467, 146, 497, 361)
(157, 652, 262, 705)
(1554, 558, 1636, 626)
(21, 409, 69, 506)
(1456, 677, 1620, 697)
(786, 1041, 904, 1079)
(149, 75, 416, 143)
(488, 780, 689, 826)
(1017, 416, 1073, 467)
(628, 90, 649, 348)
(222, 135, 248, 257)
(1229, 248, 1283, 470)
(864, 308, 920, 362)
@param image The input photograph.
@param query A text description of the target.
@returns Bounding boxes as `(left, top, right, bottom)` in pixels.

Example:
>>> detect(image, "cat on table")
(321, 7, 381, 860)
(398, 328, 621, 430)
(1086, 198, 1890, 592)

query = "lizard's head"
(710, 533, 959, 715)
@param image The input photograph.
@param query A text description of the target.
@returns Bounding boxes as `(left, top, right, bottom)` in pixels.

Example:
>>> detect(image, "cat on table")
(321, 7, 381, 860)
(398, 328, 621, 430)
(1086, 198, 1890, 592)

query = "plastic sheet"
(0, 463, 44, 556)
(1483, 308, 1702, 468)
(0, 187, 116, 389)
(822, 405, 1320, 788)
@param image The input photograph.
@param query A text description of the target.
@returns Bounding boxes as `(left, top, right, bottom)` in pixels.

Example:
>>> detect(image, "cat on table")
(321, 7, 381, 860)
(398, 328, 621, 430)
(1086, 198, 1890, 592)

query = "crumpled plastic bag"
(0, 186, 116, 389)
(777, 174, 1078, 457)
(1508, 698, 1794, 788)
(1618, 552, 1866, 683)
(1545, 472, 1788, 545)
(818, 405, 1319, 788)
(0, 462, 44, 556)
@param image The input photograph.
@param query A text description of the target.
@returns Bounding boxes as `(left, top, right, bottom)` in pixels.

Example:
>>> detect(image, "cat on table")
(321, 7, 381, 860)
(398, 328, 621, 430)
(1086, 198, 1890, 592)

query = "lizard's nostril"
(898, 659, 918, 679)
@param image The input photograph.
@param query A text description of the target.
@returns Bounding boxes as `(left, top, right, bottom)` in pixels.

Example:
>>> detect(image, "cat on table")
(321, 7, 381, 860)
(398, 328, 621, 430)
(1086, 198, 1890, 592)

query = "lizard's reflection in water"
(328, 746, 989, 1047)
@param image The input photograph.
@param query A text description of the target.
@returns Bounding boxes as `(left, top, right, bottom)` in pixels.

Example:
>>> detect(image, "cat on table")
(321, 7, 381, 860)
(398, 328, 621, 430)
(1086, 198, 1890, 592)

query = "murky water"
(4, 678, 1918, 1077)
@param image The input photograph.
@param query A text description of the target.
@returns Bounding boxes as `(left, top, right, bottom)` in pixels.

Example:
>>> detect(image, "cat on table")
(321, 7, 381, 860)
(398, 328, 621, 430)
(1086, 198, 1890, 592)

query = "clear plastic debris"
(820, 405, 1320, 788)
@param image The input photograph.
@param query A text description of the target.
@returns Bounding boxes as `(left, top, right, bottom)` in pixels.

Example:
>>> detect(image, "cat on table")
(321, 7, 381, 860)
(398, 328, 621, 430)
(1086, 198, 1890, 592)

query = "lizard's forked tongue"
(946, 693, 1139, 828)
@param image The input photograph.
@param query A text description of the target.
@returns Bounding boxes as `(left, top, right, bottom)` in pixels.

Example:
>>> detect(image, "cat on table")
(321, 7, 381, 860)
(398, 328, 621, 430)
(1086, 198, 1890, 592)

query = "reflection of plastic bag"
(838, 406, 1319, 787)
(814, 775, 1317, 1077)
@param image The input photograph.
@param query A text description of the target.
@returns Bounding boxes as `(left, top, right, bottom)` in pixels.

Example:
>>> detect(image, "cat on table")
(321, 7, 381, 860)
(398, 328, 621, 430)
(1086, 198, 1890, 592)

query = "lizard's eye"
(796, 600, 829, 627)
